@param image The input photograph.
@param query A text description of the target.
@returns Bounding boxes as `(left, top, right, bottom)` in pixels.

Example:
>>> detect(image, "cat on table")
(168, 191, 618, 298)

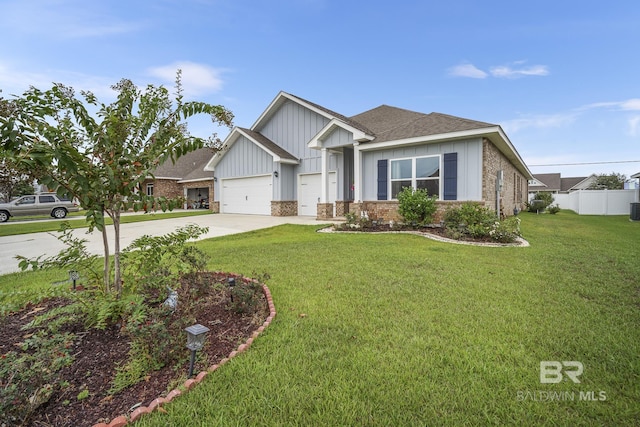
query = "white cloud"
(447, 63, 488, 79)
(147, 62, 226, 98)
(501, 113, 578, 133)
(490, 64, 549, 78)
(578, 98, 640, 112)
(448, 61, 549, 79)
(501, 113, 577, 134)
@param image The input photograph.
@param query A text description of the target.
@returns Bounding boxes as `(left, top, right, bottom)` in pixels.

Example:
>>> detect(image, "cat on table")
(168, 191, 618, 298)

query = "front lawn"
(1, 212, 638, 425)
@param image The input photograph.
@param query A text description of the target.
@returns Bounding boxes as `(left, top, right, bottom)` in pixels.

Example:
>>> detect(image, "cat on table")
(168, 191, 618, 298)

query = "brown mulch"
(0, 272, 268, 427)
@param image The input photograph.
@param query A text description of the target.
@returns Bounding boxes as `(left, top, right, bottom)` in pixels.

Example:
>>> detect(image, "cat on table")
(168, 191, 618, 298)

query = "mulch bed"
(0, 272, 268, 427)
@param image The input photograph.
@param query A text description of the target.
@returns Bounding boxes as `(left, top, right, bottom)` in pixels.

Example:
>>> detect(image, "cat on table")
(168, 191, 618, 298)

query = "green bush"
(547, 204, 561, 214)
(443, 202, 521, 243)
(527, 192, 554, 212)
(397, 188, 437, 226)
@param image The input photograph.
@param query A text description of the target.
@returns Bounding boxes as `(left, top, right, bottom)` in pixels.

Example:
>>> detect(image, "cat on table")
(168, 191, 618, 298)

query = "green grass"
(0, 209, 213, 237)
(1, 211, 639, 425)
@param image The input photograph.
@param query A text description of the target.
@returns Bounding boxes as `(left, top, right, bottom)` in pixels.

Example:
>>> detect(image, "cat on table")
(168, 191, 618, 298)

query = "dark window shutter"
(443, 153, 457, 200)
(377, 159, 388, 200)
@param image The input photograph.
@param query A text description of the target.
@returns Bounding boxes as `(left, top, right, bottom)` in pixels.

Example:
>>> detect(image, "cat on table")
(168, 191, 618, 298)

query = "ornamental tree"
(0, 74, 233, 295)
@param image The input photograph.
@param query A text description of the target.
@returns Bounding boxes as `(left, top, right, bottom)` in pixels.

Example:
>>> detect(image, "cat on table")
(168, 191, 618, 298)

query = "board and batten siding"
(360, 138, 483, 201)
(213, 136, 275, 202)
(323, 126, 355, 149)
(258, 100, 329, 174)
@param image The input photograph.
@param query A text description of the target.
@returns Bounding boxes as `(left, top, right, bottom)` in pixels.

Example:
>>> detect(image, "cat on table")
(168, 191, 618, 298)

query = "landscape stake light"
(228, 277, 236, 303)
(185, 324, 210, 377)
(69, 270, 79, 290)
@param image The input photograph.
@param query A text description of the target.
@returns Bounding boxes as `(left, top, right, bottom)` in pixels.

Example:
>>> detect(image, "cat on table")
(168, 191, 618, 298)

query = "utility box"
(631, 203, 640, 221)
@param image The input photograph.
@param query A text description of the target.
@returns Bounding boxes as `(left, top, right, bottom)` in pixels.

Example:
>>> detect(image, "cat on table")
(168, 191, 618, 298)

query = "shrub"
(443, 202, 521, 243)
(527, 192, 554, 212)
(547, 204, 561, 214)
(397, 188, 437, 226)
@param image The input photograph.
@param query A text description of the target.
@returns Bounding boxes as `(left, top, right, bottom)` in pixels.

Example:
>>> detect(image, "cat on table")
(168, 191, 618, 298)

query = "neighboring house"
(204, 91, 532, 220)
(143, 148, 217, 209)
(528, 173, 596, 199)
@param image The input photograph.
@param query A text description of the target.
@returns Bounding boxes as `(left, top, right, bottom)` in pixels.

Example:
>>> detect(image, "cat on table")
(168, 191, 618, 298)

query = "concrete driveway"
(0, 213, 334, 276)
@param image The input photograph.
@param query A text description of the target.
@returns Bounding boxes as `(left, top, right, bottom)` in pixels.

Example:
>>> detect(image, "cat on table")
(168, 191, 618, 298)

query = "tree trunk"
(113, 209, 122, 298)
(101, 224, 110, 293)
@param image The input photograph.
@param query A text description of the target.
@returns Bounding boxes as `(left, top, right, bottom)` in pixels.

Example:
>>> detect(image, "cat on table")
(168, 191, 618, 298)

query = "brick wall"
(142, 179, 215, 211)
(335, 201, 350, 217)
(482, 138, 528, 217)
(316, 203, 334, 219)
(271, 201, 297, 216)
(350, 200, 486, 224)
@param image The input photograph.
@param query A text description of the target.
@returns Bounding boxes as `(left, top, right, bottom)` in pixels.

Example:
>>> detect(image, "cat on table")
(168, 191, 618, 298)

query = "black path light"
(185, 324, 210, 377)
(69, 270, 79, 290)
(228, 277, 236, 303)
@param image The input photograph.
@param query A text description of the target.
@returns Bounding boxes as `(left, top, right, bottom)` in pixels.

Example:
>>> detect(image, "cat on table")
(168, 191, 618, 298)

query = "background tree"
(587, 172, 626, 190)
(0, 93, 37, 201)
(0, 74, 233, 295)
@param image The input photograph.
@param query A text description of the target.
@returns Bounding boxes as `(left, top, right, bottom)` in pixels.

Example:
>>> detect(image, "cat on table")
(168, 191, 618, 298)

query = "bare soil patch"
(0, 272, 268, 427)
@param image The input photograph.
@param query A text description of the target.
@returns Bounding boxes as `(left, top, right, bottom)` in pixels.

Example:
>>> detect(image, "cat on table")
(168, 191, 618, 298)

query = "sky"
(1, 0, 639, 181)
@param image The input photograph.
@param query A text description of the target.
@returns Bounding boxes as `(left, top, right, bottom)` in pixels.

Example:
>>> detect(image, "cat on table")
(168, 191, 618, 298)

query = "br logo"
(540, 361, 583, 383)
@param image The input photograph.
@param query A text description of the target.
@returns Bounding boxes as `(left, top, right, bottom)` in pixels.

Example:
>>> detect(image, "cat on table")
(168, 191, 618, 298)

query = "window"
(39, 195, 55, 203)
(17, 196, 35, 205)
(390, 156, 440, 198)
(146, 183, 154, 196)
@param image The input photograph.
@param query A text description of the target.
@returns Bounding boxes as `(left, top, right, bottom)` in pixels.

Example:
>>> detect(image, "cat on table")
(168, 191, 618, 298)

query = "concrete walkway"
(0, 214, 337, 276)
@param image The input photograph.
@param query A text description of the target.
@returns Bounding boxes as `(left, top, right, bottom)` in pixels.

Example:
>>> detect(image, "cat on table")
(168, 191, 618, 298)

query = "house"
(143, 147, 217, 209)
(528, 173, 596, 199)
(204, 92, 532, 221)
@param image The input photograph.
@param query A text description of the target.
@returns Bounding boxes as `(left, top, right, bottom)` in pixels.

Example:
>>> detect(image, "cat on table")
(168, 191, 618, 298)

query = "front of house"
(205, 92, 532, 221)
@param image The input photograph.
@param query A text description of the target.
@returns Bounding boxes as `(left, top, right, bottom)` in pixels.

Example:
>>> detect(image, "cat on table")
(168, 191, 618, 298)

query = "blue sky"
(1, 0, 639, 180)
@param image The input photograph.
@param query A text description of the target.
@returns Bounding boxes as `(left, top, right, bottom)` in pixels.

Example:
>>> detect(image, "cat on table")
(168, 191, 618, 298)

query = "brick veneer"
(141, 179, 215, 212)
(335, 201, 350, 217)
(350, 200, 485, 223)
(482, 138, 528, 217)
(271, 201, 298, 216)
(316, 203, 334, 219)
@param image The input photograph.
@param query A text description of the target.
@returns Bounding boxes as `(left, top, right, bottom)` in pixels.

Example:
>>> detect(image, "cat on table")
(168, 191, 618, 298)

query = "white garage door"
(222, 175, 272, 215)
(298, 172, 336, 216)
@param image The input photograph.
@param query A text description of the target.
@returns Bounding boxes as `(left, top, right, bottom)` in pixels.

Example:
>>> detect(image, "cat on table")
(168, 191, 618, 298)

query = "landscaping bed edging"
(92, 279, 276, 427)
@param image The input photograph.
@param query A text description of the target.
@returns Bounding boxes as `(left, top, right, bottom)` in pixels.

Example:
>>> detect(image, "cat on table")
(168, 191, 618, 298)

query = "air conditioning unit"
(631, 203, 640, 221)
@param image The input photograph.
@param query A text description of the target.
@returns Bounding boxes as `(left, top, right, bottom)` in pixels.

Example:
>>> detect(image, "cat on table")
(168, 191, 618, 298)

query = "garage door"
(221, 175, 272, 215)
(298, 172, 336, 216)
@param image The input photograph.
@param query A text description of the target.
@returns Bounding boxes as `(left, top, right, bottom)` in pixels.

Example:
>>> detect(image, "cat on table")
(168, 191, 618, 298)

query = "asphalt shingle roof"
(152, 147, 216, 181)
(238, 128, 298, 161)
(349, 105, 496, 143)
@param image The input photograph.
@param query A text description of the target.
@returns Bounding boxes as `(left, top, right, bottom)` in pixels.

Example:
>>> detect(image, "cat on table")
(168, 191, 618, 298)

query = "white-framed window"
(390, 155, 440, 199)
(146, 183, 154, 196)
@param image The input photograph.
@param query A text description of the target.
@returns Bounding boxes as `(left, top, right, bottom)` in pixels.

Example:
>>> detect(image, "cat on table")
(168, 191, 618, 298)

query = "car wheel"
(52, 208, 67, 219)
(0, 211, 8, 222)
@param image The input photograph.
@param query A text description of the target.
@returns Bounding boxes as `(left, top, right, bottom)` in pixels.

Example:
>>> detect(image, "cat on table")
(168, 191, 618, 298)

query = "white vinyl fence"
(553, 189, 638, 215)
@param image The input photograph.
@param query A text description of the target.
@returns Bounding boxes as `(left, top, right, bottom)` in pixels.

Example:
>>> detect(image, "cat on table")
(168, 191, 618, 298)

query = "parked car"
(0, 193, 80, 222)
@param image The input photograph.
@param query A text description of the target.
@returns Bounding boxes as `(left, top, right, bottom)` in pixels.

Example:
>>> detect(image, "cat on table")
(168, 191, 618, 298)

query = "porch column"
(183, 187, 188, 209)
(353, 142, 362, 202)
(320, 147, 328, 203)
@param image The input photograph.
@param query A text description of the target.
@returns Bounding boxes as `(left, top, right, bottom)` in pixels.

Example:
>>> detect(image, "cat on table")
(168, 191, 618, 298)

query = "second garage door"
(221, 175, 272, 215)
(298, 172, 336, 216)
